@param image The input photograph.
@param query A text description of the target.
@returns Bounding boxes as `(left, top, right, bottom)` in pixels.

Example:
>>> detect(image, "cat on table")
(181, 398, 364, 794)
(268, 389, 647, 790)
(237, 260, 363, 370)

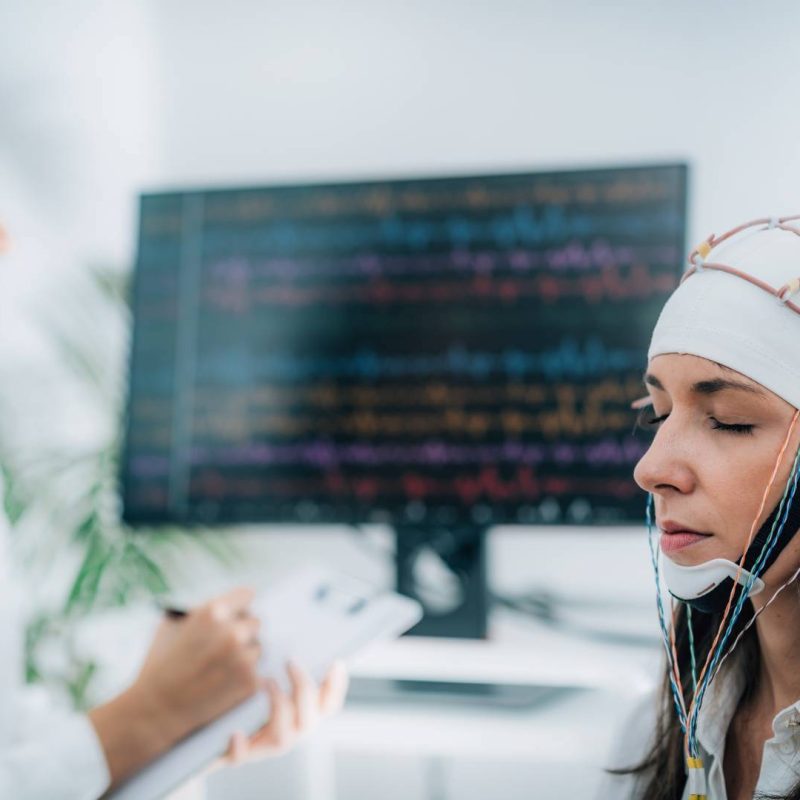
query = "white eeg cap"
(648, 223, 800, 410)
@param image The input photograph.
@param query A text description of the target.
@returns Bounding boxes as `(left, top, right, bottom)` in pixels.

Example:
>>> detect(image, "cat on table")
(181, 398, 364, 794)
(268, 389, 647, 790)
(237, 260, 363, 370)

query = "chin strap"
(679, 577, 742, 615)
(662, 558, 762, 614)
(668, 472, 800, 614)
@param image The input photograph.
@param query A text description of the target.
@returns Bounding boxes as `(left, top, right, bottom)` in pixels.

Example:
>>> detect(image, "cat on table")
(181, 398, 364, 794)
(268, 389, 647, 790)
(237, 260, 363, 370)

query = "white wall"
(148, 0, 800, 242)
(0, 1, 163, 450)
(0, 1, 162, 268)
(6, 0, 800, 311)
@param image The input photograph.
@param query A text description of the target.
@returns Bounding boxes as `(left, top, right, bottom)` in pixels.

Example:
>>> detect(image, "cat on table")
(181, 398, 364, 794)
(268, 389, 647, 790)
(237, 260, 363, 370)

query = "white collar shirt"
(0, 473, 111, 799)
(596, 651, 800, 799)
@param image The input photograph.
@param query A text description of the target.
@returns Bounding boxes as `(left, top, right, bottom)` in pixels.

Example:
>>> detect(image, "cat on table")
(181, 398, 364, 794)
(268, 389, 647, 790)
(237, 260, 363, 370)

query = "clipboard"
(108, 565, 422, 800)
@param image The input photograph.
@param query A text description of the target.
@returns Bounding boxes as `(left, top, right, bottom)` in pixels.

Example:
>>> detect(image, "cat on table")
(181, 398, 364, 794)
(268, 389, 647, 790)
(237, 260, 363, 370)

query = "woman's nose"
(633, 424, 696, 496)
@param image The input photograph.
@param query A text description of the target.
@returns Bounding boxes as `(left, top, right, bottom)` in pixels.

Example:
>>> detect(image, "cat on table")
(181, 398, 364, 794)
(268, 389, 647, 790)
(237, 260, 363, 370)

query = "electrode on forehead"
(779, 277, 800, 305)
(682, 219, 800, 315)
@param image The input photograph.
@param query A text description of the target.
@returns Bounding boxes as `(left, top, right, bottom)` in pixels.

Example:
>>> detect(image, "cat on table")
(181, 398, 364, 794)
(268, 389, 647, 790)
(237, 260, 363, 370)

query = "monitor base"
(346, 676, 575, 709)
(395, 526, 489, 639)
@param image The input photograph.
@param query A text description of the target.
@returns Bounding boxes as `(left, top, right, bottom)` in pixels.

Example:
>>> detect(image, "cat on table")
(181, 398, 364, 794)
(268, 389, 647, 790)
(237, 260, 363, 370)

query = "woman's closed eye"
(634, 406, 667, 432)
(638, 408, 755, 436)
(709, 417, 755, 435)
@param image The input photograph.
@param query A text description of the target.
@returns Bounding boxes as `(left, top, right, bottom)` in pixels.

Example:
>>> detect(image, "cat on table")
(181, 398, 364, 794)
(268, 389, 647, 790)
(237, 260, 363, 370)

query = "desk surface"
(349, 607, 659, 688)
(332, 685, 636, 763)
(333, 608, 659, 764)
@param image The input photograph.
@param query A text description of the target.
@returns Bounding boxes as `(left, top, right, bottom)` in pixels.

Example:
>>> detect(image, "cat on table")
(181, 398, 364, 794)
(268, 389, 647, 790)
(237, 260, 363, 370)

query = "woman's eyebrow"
(643, 373, 665, 391)
(643, 373, 766, 397)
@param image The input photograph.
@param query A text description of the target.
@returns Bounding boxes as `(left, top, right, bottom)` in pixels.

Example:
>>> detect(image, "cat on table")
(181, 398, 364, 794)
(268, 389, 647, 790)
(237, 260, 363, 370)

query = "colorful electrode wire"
(647, 493, 688, 734)
(647, 415, 800, 794)
(703, 439, 800, 691)
(683, 215, 800, 315)
(685, 412, 800, 754)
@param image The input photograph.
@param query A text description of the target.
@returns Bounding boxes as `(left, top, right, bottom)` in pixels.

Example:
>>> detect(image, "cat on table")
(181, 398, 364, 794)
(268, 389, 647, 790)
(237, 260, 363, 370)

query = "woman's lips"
(660, 531, 711, 554)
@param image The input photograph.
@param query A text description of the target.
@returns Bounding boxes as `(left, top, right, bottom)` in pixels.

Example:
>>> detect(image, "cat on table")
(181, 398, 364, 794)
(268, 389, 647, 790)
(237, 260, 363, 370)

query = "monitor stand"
(394, 524, 489, 639)
(347, 526, 582, 708)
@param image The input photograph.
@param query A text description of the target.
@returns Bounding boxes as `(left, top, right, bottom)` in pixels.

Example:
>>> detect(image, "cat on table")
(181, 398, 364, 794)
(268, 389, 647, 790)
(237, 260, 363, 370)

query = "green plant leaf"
(65, 534, 114, 615)
(69, 660, 98, 711)
(123, 539, 170, 597)
(1, 462, 27, 525)
(89, 264, 131, 308)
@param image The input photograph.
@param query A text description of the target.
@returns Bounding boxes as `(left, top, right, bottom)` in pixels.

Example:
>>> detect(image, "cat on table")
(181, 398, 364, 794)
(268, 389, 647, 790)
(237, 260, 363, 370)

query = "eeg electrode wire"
(684, 410, 800, 757)
(647, 411, 800, 772)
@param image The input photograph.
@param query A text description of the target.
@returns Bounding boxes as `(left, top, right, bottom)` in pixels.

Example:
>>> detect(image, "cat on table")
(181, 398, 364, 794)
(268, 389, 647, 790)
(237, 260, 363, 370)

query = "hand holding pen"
(155, 590, 349, 766)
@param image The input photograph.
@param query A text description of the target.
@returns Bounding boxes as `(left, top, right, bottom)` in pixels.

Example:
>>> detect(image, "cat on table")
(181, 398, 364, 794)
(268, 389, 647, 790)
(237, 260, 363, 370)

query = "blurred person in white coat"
(0, 220, 348, 800)
(0, 7, 350, 793)
(0, 465, 348, 799)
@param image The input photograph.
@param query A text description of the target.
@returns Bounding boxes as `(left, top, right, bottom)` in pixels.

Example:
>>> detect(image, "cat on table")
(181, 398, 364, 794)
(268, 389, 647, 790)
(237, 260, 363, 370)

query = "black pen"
(158, 604, 189, 620)
(158, 602, 251, 620)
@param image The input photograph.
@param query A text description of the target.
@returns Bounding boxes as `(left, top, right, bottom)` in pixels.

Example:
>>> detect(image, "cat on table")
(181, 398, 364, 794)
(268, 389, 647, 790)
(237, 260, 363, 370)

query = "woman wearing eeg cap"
(597, 217, 800, 800)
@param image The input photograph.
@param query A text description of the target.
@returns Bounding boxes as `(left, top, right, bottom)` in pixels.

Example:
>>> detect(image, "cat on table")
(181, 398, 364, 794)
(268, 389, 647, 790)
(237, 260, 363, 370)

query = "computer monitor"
(121, 164, 688, 637)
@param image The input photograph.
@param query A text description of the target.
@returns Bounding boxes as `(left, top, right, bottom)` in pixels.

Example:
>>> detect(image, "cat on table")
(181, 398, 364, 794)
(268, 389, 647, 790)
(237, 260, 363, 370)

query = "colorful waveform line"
(131, 436, 648, 478)
(192, 339, 643, 384)
(203, 263, 676, 311)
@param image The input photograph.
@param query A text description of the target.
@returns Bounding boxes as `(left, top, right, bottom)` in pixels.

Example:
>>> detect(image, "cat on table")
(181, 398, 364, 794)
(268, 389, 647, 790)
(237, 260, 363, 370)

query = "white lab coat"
(0, 473, 111, 799)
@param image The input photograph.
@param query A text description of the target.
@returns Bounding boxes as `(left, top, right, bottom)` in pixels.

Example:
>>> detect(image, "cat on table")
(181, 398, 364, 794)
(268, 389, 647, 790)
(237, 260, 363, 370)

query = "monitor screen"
(121, 164, 687, 527)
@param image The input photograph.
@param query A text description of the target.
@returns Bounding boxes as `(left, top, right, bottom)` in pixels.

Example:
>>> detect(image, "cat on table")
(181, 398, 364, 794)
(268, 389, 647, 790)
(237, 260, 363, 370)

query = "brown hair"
(611, 603, 800, 800)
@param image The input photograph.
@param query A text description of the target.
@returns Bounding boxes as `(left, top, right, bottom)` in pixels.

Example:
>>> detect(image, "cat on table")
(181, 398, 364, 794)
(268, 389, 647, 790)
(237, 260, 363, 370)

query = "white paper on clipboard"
(109, 565, 422, 800)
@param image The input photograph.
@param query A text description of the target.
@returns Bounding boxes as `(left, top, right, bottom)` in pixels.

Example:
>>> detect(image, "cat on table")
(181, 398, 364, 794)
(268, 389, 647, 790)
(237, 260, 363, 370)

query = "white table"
(205, 610, 660, 800)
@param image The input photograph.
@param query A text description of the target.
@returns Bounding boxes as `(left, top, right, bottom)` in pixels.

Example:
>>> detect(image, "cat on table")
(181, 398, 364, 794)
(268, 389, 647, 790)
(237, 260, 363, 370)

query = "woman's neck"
(751, 589, 800, 714)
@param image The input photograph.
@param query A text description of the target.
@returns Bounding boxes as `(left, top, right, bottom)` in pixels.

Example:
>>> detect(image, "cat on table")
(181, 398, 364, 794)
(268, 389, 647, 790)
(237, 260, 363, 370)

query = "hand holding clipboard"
(108, 566, 422, 800)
